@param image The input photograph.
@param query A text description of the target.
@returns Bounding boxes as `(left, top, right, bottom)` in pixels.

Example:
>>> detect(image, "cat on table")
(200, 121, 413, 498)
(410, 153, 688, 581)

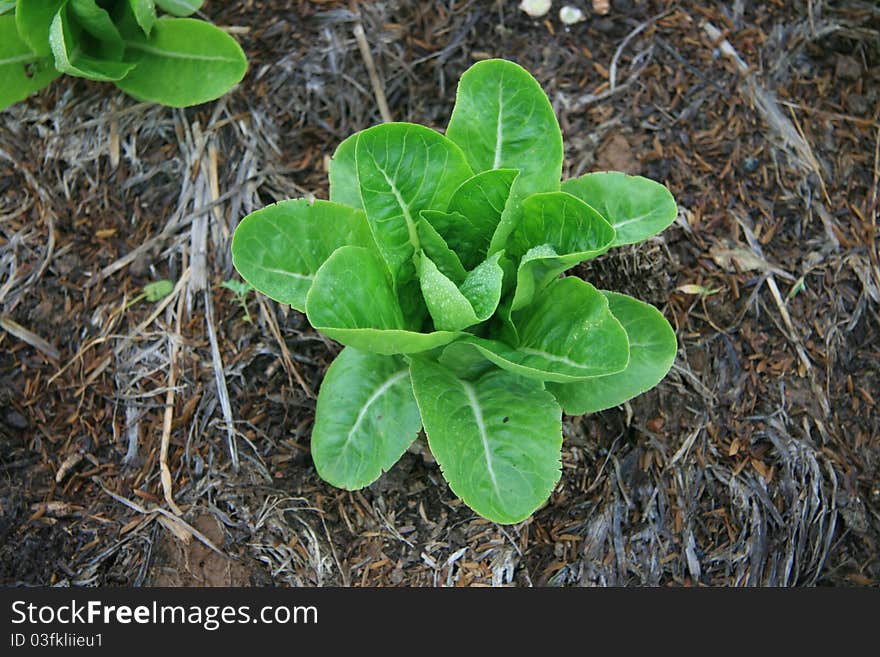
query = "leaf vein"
(124, 41, 239, 63)
(0, 53, 40, 67)
(343, 369, 410, 449)
(460, 380, 500, 497)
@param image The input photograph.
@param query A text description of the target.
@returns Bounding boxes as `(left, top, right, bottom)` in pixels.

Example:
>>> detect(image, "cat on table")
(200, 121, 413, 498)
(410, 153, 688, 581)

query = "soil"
(1, 0, 879, 587)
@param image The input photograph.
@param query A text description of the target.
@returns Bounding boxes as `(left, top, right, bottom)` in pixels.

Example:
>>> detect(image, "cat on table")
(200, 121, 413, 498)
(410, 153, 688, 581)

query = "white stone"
(520, 0, 552, 18)
(559, 5, 586, 25)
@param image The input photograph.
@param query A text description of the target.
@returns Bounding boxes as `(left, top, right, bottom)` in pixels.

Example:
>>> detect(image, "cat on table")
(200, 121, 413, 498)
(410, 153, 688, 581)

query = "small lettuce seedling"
(0, 1, 247, 110)
(221, 278, 253, 323)
(232, 59, 678, 524)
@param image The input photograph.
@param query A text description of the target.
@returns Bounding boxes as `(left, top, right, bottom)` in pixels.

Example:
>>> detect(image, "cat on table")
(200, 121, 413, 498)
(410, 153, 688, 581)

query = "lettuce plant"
(0, 1, 247, 110)
(232, 59, 678, 524)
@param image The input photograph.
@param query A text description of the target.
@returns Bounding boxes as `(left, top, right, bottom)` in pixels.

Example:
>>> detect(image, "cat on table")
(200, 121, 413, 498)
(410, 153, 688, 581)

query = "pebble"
(846, 93, 868, 115)
(520, 0, 551, 18)
(5, 409, 28, 430)
(559, 5, 585, 25)
(743, 157, 760, 173)
(835, 55, 861, 82)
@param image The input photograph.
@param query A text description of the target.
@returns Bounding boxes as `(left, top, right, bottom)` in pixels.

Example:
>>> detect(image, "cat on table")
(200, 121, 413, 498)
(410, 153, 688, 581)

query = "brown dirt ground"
(1, 0, 878, 587)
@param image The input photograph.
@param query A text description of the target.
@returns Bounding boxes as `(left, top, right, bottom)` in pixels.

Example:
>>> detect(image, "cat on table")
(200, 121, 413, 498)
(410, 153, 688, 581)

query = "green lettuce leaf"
(510, 191, 615, 311)
(455, 277, 630, 382)
(410, 358, 563, 524)
(418, 251, 504, 332)
(16, 0, 67, 57)
(354, 122, 472, 291)
(416, 215, 467, 283)
(49, 7, 136, 81)
(446, 59, 563, 254)
(441, 168, 518, 269)
(0, 15, 60, 110)
(69, 0, 125, 59)
(128, 0, 158, 36)
(155, 0, 203, 17)
(306, 246, 460, 354)
(231, 199, 375, 312)
(548, 291, 677, 413)
(328, 131, 362, 210)
(312, 347, 421, 489)
(116, 17, 247, 106)
(561, 171, 677, 247)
